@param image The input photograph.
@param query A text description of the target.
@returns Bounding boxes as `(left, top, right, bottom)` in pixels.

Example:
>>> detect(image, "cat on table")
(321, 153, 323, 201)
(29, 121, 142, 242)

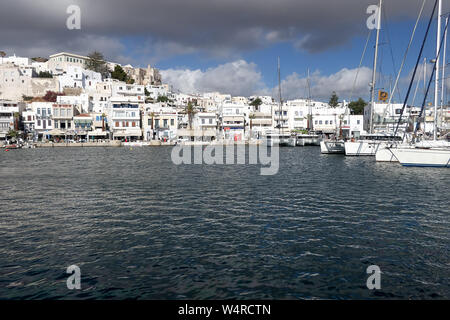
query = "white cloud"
(161, 60, 266, 96)
(162, 61, 376, 102)
(275, 67, 373, 101)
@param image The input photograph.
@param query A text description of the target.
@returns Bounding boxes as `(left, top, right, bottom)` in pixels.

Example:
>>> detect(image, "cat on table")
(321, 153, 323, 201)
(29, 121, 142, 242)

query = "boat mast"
(369, 0, 382, 134)
(440, 14, 448, 129)
(433, 0, 442, 140)
(278, 57, 282, 136)
(307, 69, 312, 132)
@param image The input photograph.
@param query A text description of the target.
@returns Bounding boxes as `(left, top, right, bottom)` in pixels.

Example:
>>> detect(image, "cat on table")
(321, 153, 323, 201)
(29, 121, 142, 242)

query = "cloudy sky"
(1, 0, 449, 102)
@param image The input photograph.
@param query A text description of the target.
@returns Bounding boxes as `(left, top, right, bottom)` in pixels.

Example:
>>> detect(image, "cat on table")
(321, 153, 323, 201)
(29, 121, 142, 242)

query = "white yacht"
(390, 145, 450, 167)
(320, 140, 345, 154)
(344, 133, 402, 156)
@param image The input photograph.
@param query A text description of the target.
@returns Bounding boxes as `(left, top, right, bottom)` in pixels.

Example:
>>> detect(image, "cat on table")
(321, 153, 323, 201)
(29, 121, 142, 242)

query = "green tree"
(348, 98, 368, 115)
(37, 71, 53, 78)
(144, 88, 150, 96)
(250, 97, 263, 111)
(185, 102, 197, 129)
(329, 91, 339, 108)
(157, 95, 169, 103)
(111, 65, 128, 82)
(7, 128, 18, 139)
(85, 51, 109, 77)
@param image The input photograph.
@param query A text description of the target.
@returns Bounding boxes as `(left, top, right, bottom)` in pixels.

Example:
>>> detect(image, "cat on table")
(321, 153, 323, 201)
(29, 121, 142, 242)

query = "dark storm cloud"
(0, 0, 446, 63)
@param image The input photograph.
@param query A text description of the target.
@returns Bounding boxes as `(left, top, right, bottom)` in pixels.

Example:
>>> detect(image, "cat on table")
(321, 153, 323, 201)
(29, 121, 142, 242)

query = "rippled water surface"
(0, 147, 449, 299)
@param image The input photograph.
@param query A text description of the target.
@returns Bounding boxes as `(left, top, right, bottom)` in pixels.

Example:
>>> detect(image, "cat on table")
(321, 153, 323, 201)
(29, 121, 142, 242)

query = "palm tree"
(249, 113, 256, 140)
(101, 113, 106, 131)
(13, 112, 20, 131)
(150, 112, 155, 130)
(185, 102, 197, 129)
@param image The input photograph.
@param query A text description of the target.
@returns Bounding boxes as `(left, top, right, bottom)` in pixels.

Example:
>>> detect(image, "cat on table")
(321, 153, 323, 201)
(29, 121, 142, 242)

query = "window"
(163, 119, 168, 127)
(115, 121, 120, 127)
(48, 120, 52, 126)
(209, 118, 212, 124)
(319, 120, 323, 124)
(155, 119, 160, 128)
(202, 119, 205, 124)
(325, 120, 328, 125)
(37, 120, 41, 126)
(171, 119, 174, 126)
(132, 122, 136, 127)
(357, 120, 361, 125)
(37, 108, 41, 115)
(47, 108, 51, 115)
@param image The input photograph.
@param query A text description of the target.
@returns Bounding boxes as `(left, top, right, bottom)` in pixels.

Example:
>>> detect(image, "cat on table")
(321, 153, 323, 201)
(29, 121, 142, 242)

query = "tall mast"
(433, 0, 442, 140)
(440, 15, 448, 128)
(369, 0, 382, 134)
(307, 68, 312, 131)
(278, 57, 282, 135)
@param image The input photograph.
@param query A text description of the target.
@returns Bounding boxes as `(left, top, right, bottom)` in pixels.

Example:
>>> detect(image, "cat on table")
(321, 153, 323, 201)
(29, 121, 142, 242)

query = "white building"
(57, 65, 102, 91)
(143, 104, 178, 141)
(221, 102, 247, 141)
(31, 101, 54, 139)
(0, 100, 25, 140)
(57, 94, 91, 114)
(109, 98, 142, 141)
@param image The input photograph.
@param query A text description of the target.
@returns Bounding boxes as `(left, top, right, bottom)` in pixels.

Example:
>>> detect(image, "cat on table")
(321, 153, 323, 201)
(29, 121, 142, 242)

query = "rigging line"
(383, 0, 427, 126)
(349, 29, 373, 103)
(382, 4, 403, 101)
(403, 68, 423, 140)
(415, 16, 449, 134)
(393, 0, 437, 138)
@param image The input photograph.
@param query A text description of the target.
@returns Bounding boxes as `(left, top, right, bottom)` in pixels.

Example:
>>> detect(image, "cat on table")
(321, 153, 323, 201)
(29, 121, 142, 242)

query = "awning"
(88, 129, 108, 137)
(113, 131, 142, 137)
(177, 129, 215, 137)
(48, 129, 65, 136)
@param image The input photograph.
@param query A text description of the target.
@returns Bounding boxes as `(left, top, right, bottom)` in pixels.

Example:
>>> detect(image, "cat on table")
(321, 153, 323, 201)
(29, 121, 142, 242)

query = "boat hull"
(389, 148, 450, 167)
(320, 141, 345, 154)
(375, 147, 399, 162)
(344, 141, 385, 156)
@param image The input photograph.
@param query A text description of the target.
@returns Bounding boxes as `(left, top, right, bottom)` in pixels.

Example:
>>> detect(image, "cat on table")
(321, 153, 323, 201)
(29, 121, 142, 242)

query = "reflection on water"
(0, 147, 449, 299)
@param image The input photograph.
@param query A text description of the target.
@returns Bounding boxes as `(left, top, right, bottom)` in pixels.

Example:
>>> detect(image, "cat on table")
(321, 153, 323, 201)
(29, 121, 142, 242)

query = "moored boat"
(320, 140, 345, 154)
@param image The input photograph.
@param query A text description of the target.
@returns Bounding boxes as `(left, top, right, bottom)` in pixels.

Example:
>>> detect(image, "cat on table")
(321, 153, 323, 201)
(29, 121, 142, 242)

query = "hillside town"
(0, 51, 447, 147)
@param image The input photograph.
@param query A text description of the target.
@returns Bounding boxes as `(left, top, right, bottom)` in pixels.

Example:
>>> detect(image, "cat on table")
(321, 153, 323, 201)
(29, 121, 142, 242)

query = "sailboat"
(297, 69, 322, 147)
(343, 0, 403, 156)
(267, 57, 295, 147)
(388, 0, 450, 167)
(320, 102, 346, 154)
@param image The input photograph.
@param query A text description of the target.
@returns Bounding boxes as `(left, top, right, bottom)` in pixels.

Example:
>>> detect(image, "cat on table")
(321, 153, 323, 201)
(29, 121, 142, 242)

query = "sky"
(1, 0, 449, 103)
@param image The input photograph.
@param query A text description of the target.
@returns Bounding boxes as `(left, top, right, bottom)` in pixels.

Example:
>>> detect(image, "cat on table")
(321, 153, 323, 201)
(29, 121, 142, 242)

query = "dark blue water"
(0, 147, 449, 299)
